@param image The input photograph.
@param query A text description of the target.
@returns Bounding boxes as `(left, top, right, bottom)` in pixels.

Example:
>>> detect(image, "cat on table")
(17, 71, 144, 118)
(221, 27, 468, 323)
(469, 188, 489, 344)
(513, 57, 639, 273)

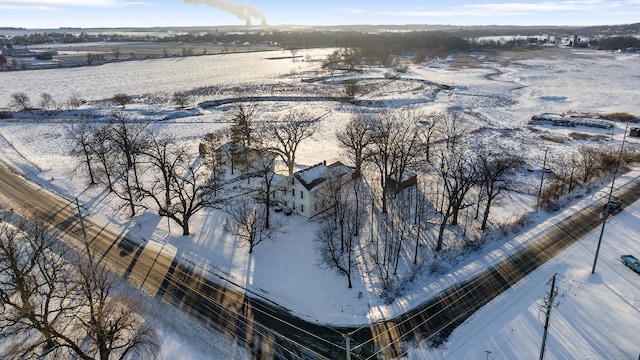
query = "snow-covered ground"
(409, 170, 640, 359)
(1, 47, 639, 358)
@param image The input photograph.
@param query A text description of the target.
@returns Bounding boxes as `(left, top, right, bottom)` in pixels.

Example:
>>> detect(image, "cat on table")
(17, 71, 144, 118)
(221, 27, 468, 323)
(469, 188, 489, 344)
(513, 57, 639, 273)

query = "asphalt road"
(1, 163, 639, 359)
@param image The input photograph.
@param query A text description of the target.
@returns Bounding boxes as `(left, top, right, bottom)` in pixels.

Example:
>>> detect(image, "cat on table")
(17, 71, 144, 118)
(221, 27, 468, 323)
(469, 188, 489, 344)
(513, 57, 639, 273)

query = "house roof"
(294, 161, 353, 192)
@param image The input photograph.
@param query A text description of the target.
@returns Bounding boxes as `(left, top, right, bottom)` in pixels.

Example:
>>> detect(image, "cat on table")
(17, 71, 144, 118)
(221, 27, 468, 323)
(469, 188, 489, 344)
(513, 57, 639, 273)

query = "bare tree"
(67, 92, 84, 110)
(250, 148, 278, 229)
(343, 79, 360, 100)
(172, 92, 189, 109)
(419, 111, 442, 163)
(368, 213, 405, 289)
(435, 149, 481, 251)
(441, 110, 464, 151)
(412, 180, 430, 264)
(476, 149, 522, 231)
(289, 48, 299, 61)
(0, 214, 159, 360)
(199, 130, 231, 184)
(0, 216, 79, 358)
(321, 50, 342, 74)
(365, 113, 396, 214)
(74, 250, 159, 360)
(108, 112, 148, 181)
(9, 92, 32, 111)
(365, 110, 425, 213)
(39, 92, 55, 110)
(88, 124, 116, 192)
(315, 165, 366, 288)
(105, 113, 148, 215)
(112, 93, 132, 109)
(146, 133, 188, 210)
(413, 48, 429, 64)
(112, 160, 145, 217)
(68, 122, 97, 185)
(547, 152, 579, 200)
(224, 200, 278, 254)
(342, 47, 363, 72)
(143, 155, 220, 236)
(315, 211, 358, 289)
(336, 113, 373, 178)
(265, 110, 318, 175)
(576, 145, 604, 185)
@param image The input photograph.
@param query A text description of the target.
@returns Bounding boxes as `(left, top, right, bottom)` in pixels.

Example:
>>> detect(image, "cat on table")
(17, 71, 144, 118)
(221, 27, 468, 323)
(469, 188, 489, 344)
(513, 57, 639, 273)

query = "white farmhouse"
(273, 161, 354, 218)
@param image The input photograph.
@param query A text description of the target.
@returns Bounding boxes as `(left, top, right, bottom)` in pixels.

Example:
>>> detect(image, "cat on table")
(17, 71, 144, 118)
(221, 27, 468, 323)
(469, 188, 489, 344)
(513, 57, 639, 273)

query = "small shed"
(630, 127, 640, 137)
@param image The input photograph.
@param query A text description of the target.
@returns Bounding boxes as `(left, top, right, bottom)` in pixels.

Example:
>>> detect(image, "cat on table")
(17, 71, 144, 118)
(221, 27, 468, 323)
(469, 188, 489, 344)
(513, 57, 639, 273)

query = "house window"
(292, 202, 296, 210)
(300, 191, 304, 199)
(291, 189, 295, 196)
(282, 188, 286, 195)
(314, 203, 317, 211)
(290, 177, 295, 185)
(300, 204, 304, 212)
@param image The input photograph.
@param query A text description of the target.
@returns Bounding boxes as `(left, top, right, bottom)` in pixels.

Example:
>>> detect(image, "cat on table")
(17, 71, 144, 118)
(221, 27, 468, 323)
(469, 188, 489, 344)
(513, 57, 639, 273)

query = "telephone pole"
(539, 273, 557, 360)
(592, 122, 628, 274)
(536, 149, 548, 209)
(75, 197, 89, 250)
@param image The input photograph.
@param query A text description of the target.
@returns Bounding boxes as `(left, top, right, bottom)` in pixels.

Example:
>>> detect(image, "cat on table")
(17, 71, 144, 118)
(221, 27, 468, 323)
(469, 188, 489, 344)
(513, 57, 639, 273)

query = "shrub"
(172, 92, 189, 109)
(568, 132, 606, 141)
(603, 112, 638, 122)
(9, 92, 31, 111)
(540, 134, 565, 143)
(112, 93, 132, 109)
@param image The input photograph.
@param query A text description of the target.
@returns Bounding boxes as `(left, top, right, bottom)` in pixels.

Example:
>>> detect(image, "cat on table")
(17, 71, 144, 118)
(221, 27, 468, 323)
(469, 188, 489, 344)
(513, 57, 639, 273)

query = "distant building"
(273, 161, 354, 218)
(1, 46, 57, 58)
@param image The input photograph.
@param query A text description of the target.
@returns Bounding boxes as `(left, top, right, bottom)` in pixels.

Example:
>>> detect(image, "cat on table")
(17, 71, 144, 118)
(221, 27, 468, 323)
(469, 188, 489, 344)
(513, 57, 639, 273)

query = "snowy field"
(1, 47, 639, 358)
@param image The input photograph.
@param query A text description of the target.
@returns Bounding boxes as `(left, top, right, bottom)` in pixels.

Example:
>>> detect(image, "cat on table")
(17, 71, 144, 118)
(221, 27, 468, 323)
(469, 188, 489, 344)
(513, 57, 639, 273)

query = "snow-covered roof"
(294, 161, 353, 191)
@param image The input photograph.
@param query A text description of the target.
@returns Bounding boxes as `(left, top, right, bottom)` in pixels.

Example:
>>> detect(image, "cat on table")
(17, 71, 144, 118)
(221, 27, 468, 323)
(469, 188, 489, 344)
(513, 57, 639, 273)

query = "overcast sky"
(1, 0, 639, 29)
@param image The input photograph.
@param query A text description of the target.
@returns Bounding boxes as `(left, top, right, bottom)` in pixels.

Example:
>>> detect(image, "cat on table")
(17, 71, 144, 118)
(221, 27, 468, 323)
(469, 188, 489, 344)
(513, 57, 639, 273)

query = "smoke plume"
(182, 0, 267, 26)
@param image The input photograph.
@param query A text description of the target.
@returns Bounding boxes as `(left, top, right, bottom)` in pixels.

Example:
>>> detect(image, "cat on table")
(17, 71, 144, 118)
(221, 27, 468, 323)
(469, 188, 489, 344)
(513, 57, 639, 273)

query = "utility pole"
(592, 122, 629, 274)
(536, 149, 548, 209)
(75, 197, 89, 251)
(539, 273, 557, 360)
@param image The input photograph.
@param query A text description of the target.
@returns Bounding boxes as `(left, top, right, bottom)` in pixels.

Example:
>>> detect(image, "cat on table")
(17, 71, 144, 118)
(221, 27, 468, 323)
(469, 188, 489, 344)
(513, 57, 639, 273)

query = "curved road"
(1, 163, 639, 359)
